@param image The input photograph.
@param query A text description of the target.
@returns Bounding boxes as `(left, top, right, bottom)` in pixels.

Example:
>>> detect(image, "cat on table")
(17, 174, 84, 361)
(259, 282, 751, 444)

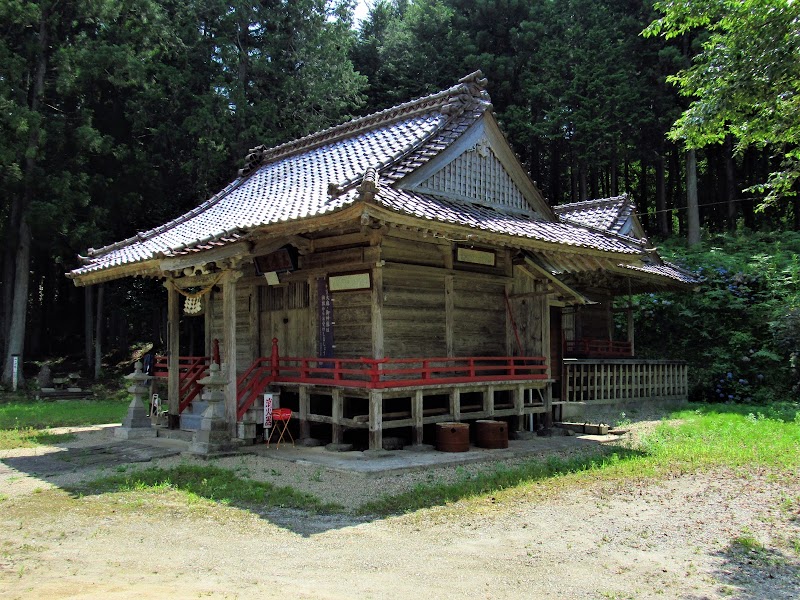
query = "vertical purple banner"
(317, 277, 334, 359)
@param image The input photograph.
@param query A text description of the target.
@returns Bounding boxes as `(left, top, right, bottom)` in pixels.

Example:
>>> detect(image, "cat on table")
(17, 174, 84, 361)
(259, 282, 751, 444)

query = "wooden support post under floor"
(412, 389, 424, 446)
(299, 386, 310, 440)
(369, 390, 383, 451)
(331, 388, 343, 444)
(449, 388, 461, 422)
(513, 385, 525, 432)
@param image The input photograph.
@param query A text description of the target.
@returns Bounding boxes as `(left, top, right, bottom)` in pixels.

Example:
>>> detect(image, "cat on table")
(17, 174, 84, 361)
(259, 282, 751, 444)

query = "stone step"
(156, 428, 194, 442)
(180, 412, 203, 431)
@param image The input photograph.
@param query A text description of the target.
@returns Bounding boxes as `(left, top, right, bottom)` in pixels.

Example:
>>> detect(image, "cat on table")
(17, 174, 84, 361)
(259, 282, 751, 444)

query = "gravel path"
(1, 419, 798, 599)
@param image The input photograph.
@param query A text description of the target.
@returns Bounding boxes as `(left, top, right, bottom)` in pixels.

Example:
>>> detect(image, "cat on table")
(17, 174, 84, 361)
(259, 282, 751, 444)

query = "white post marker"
(264, 392, 273, 432)
(11, 355, 19, 392)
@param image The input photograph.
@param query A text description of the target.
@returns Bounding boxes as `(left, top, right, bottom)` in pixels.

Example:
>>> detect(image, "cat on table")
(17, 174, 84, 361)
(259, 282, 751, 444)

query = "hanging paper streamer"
(184, 296, 202, 315)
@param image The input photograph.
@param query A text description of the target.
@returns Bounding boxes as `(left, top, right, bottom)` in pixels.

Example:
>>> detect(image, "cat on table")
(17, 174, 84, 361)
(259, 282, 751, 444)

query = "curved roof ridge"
(553, 194, 631, 212)
(238, 71, 490, 177)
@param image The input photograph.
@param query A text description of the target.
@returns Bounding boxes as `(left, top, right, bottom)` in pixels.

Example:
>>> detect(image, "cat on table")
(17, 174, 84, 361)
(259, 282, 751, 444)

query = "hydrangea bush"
(628, 231, 800, 403)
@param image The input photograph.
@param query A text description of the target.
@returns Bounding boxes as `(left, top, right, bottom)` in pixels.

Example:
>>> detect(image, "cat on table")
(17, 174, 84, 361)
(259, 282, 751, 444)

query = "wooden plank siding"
(383, 267, 446, 358)
(259, 281, 312, 358)
(208, 284, 256, 374)
(452, 277, 506, 356)
(332, 289, 372, 358)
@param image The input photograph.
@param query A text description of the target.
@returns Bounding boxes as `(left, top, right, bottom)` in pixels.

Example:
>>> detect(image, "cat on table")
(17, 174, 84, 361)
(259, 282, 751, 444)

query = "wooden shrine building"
(68, 72, 695, 450)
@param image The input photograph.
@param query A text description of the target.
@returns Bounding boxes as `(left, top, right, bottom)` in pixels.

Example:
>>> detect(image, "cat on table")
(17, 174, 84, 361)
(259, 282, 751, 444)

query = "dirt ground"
(0, 421, 798, 599)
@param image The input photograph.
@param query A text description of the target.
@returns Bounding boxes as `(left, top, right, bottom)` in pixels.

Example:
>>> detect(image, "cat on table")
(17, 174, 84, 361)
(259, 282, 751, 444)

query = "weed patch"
(0, 428, 75, 450)
(73, 465, 343, 514)
(361, 403, 800, 515)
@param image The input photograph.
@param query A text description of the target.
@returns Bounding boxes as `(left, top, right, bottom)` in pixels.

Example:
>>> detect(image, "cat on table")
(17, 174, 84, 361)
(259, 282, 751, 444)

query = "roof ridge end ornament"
(238, 144, 269, 177)
(357, 168, 380, 203)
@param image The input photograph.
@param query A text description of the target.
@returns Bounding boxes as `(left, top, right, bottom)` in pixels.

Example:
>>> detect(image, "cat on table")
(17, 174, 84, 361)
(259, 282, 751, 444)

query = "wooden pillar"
(165, 280, 180, 429)
(627, 307, 635, 356)
(299, 386, 310, 440)
(204, 289, 213, 356)
(445, 275, 454, 357)
(485, 385, 495, 417)
(513, 385, 524, 432)
(368, 389, 383, 451)
(543, 385, 553, 429)
(222, 270, 243, 436)
(449, 387, 461, 422)
(371, 265, 384, 359)
(331, 388, 343, 444)
(248, 284, 259, 362)
(412, 390, 424, 446)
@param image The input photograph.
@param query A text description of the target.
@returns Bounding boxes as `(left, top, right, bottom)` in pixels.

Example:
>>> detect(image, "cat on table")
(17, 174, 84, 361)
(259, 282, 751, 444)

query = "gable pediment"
(396, 115, 552, 219)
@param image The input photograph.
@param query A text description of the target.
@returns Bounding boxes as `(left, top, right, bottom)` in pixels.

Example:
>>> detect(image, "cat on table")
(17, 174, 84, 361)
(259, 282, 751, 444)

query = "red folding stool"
(266, 407, 294, 448)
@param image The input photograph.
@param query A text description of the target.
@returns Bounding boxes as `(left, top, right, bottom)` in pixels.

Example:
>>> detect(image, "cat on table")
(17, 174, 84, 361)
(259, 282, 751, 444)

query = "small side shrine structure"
(68, 72, 695, 450)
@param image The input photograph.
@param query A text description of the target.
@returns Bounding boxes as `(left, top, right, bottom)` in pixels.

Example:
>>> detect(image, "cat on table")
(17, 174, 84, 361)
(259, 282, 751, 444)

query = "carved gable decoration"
(410, 137, 531, 215)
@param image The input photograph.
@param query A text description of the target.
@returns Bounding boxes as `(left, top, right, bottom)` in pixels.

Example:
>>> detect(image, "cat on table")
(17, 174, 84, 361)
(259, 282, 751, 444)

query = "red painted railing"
(564, 338, 632, 358)
(153, 355, 210, 413)
(236, 339, 549, 420)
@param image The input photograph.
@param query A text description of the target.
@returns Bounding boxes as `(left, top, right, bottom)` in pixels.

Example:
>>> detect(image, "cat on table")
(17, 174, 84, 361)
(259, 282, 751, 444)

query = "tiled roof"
(372, 187, 638, 255)
(71, 74, 495, 278)
(68, 73, 686, 285)
(554, 195, 635, 235)
(619, 262, 699, 285)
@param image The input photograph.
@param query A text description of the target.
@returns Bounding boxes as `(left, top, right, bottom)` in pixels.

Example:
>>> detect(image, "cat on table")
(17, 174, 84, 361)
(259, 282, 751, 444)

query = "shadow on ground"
(1, 432, 650, 536)
(700, 541, 800, 600)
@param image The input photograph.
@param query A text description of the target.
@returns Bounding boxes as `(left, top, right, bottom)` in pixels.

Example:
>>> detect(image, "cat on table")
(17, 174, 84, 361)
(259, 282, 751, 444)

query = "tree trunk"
(639, 160, 650, 231)
(655, 154, 669, 236)
(2, 221, 31, 384)
(94, 284, 104, 380)
(686, 149, 701, 246)
(2, 11, 48, 386)
(579, 161, 588, 201)
(725, 135, 737, 231)
(610, 142, 619, 196)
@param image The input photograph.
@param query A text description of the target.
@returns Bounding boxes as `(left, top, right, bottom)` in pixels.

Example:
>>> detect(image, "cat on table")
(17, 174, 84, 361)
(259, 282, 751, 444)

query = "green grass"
(0, 397, 130, 450)
(0, 428, 76, 450)
(75, 464, 342, 513)
(361, 402, 800, 516)
(0, 398, 130, 430)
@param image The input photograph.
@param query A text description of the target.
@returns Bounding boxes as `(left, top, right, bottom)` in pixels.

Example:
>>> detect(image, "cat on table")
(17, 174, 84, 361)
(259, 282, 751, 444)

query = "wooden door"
(259, 282, 311, 357)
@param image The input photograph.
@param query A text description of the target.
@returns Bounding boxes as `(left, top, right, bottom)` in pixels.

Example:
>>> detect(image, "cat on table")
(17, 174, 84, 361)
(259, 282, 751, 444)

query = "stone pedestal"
(188, 363, 235, 455)
(115, 361, 156, 440)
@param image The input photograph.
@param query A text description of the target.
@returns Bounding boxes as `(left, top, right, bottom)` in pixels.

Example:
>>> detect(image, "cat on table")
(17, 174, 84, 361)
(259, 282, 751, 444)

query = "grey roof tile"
(373, 187, 638, 254)
(554, 195, 634, 234)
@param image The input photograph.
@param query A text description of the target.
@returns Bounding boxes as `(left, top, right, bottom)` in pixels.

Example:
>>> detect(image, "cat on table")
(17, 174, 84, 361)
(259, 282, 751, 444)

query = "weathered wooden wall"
(259, 281, 312, 357)
(204, 228, 557, 365)
(383, 266, 446, 357)
(208, 283, 256, 373)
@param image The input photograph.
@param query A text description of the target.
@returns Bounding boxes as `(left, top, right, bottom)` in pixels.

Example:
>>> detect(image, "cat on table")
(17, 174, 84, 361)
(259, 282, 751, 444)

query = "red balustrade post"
(369, 360, 380, 387)
(270, 338, 280, 379)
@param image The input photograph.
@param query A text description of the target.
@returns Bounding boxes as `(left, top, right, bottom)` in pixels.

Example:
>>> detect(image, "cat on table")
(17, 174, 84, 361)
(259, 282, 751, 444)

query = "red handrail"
(235, 341, 549, 420)
(153, 355, 211, 413)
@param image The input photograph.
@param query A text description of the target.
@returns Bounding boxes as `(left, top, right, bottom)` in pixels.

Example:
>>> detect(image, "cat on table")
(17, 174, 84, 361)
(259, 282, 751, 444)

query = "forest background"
(1, 0, 798, 402)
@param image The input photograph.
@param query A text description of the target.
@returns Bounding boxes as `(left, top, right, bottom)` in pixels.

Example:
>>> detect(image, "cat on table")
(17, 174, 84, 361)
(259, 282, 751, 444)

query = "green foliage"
(0, 398, 129, 430)
(79, 465, 342, 513)
(630, 231, 800, 402)
(361, 403, 800, 515)
(645, 0, 800, 205)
